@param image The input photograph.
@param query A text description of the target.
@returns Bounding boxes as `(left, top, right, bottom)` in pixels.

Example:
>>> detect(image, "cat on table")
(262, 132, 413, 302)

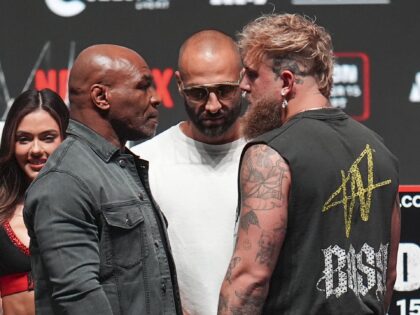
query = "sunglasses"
(180, 78, 241, 106)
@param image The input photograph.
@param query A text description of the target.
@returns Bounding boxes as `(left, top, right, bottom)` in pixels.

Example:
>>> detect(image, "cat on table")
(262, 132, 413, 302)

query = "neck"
(71, 111, 125, 150)
(14, 203, 24, 217)
(283, 93, 330, 123)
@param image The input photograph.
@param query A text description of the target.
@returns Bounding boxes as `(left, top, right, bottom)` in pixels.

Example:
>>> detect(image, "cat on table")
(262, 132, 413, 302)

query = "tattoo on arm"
(255, 230, 275, 266)
(239, 145, 289, 233)
(220, 145, 289, 315)
(255, 226, 286, 266)
(242, 238, 252, 250)
(240, 210, 260, 232)
(230, 288, 266, 315)
(218, 292, 228, 313)
(225, 257, 241, 284)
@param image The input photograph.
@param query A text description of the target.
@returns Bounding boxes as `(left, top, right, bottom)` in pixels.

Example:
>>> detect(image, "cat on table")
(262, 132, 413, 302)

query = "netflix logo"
(0, 41, 177, 121)
(33, 68, 175, 109)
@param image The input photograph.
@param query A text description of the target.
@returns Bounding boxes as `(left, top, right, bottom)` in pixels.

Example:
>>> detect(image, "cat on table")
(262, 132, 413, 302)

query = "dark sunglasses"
(180, 78, 241, 106)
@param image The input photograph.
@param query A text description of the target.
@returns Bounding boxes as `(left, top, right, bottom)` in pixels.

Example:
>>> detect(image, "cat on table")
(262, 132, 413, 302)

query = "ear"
(280, 70, 295, 98)
(174, 71, 183, 94)
(91, 84, 110, 111)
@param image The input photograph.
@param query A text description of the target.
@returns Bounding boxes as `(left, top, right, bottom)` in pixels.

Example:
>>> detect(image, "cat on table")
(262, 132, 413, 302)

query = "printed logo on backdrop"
(291, 0, 390, 5)
(45, 0, 170, 17)
(0, 41, 175, 122)
(209, 0, 266, 5)
(409, 72, 420, 103)
(45, 0, 86, 17)
(0, 47, 372, 123)
(390, 186, 420, 315)
(0, 42, 75, 119)
(332, 52, 370, 121)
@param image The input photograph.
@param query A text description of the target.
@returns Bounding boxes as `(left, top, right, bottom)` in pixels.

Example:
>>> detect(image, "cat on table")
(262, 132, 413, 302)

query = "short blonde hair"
(238, 13, 334, 98)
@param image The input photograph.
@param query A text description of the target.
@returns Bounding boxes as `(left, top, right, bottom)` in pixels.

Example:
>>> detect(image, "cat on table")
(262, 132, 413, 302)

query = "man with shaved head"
(24, 44, 182, 315)
(132, 30, 246, 315)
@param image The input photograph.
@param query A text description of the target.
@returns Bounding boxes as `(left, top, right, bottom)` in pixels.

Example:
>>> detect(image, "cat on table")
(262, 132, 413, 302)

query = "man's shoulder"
(25, 136, 100, 211)
(51, 135, 100, 166)
(33, 135, 105, 188)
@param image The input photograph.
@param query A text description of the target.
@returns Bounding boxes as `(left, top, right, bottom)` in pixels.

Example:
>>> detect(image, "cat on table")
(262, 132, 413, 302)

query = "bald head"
(67, 44, 160, 147)
(69, 44, 147, 108)
(175, 30, 243, 144)
(178, 30, 242, 81)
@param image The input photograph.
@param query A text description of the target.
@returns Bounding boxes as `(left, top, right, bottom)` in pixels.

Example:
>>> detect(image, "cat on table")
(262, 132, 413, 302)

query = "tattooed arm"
(218, 144, 291, 315)
(385, 195, 401, 312)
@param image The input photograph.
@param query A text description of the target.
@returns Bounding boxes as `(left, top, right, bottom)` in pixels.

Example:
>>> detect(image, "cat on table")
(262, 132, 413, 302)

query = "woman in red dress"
(0, 89, 69, 315)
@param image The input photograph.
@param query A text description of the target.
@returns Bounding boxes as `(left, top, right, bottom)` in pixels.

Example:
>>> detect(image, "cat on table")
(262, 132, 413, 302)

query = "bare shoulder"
(241, 144, 290, 187)
(239, 143, 290, 215)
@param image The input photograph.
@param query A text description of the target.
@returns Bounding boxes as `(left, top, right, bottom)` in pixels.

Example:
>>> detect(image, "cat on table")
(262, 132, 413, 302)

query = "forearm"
(55, 287, 113, 314)
(218, 274, 269, 315)
(384, 269, 396, 312)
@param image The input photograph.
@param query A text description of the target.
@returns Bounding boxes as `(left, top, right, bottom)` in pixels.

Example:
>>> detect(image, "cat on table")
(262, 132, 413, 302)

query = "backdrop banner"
(1, 1, 419, 314)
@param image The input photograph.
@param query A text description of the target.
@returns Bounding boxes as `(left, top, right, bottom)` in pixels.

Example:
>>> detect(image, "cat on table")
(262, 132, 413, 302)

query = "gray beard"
(241, 97, 283, 140)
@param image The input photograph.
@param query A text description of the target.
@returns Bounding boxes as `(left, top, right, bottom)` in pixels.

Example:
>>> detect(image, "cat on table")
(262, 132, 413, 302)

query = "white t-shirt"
(131, 123, 246, 315)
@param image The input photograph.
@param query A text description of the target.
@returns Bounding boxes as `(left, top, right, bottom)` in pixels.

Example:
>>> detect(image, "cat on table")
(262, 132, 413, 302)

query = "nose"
(239, 76, 251, 93)
(205, 92, 222, 113)
(150, 88, 161, 108)
(29, 139, 44, 156)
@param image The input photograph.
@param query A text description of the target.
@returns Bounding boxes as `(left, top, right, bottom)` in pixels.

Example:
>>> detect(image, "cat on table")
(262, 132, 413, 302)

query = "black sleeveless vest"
(243, 109, 399, 315)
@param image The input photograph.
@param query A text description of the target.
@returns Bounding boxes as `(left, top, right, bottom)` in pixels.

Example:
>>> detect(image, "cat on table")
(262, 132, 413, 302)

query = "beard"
(184, 99, 242, 138)
(241, 97, 283, 140)
(110, 114, 158, 143)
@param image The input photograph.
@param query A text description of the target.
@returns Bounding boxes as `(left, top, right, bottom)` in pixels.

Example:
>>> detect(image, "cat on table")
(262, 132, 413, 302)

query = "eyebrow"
(142, 75, 153, 84)
(16, 130, 60, 135)
(244, 65, 257, 72)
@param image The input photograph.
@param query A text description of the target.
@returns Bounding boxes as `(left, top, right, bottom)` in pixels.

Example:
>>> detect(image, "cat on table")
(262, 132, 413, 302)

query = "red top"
(0, 221, 33, 296)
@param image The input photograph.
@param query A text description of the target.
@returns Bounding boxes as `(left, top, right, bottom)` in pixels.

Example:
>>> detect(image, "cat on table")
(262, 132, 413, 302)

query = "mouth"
(201, 115, 226, 123)
(200, 117, 226, 128)
(146, 116, 159, 130)
(200, 110, 226, 120)
(202, 115, 224, 120)
(148, 116, 159, 124)
(28, 159, 47, 171)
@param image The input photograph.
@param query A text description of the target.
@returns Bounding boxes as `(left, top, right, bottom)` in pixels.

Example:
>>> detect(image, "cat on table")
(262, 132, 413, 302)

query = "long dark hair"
(0, 88, 69, 225)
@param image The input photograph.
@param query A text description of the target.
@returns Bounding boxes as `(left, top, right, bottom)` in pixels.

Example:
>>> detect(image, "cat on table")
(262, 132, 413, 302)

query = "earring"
(281, 90, 288, 109)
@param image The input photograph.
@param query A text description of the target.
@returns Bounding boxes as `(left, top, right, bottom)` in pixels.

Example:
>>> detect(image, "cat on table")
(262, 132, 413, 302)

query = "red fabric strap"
(0, 272, 34, 297)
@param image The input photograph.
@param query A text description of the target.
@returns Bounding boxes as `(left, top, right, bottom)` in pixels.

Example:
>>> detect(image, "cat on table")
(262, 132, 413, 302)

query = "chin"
(25, 172, 38, 182)
(129, 130, 156, 141)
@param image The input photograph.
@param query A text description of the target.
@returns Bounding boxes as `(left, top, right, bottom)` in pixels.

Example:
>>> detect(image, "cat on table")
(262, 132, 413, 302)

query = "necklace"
(284, 105, 334, 123)
(297, 106, 333, 114)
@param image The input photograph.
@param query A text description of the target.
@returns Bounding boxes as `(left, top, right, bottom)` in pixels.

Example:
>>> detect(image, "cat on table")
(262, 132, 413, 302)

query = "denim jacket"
(24, 120, 182, 315)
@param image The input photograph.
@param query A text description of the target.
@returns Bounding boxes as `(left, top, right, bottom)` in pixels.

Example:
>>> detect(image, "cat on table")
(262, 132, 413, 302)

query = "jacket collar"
(66, 119, 121, 163)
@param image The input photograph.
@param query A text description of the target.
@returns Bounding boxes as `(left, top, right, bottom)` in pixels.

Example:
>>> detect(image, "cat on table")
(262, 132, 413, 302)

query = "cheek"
(134, 93, 149, 112)
(186, 101, 202, 114)
(14, 144, 28, 162)
(249, 81, 262, 95)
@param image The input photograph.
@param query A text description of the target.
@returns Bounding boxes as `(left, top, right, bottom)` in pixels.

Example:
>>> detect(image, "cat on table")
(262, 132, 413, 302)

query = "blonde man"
(218, 14, 400, 315)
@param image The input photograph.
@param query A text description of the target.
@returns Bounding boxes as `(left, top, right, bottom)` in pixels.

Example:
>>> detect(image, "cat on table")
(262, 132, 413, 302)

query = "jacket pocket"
(102, 200, 149, 268)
